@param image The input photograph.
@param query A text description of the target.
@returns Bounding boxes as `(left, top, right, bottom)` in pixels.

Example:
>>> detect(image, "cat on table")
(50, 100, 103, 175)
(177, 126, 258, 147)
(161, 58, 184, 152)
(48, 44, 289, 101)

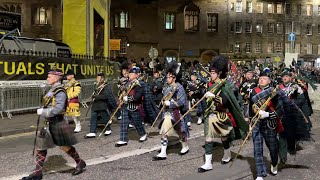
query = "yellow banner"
(110, 39, 121, 50)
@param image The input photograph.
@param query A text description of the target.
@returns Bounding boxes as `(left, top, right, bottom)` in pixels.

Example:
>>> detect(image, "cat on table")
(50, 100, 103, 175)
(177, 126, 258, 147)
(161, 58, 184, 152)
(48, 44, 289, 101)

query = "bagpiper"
(198, 56, 248, 173)
(152, 62, 190, 161)
(115, 66, 147, 147)
(22, 69, 86, 180)
(85, 72, 116, 138)
(64, 70, 82, 133)
(249, 71, 285, 180)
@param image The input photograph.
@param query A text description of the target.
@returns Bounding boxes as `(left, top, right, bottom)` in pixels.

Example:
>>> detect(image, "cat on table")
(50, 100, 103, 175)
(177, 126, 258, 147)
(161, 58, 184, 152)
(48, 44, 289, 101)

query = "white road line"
(0, 131, 204, 180)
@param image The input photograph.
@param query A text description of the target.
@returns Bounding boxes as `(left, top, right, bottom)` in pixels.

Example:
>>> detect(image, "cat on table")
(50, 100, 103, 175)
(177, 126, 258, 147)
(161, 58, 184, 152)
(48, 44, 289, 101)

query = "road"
(0, 112, 320, 180)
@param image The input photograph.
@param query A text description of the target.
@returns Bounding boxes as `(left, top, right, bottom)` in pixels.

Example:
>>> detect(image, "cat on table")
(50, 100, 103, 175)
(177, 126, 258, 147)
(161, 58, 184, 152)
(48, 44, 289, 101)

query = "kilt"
(204, 113, 233, 140)
(49, 117, 77, 146)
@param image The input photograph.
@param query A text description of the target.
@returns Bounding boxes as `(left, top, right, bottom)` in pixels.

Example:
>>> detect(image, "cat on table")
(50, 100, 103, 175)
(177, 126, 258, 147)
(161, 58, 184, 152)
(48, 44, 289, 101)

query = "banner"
(110, 39, 121, 50)
(0, 55, 120, 80)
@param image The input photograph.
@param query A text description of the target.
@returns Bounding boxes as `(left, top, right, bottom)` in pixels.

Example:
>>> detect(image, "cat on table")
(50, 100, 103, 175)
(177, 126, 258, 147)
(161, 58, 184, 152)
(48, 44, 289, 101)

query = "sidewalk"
(0, 108, 90, 137)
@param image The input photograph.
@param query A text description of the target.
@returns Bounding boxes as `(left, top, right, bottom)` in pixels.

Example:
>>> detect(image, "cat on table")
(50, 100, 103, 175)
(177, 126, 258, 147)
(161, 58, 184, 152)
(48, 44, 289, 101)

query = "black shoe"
(179, 149, 189, 156)
(21, 173, 43, 180)
(72, 160, 86, 176)
(197, 167, 212, 173)
(152, 156, 167, 161)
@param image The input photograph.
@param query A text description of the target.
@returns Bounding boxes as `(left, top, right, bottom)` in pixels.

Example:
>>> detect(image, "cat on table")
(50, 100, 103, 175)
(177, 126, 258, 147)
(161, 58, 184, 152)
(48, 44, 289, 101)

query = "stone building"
(0, 0, 63, 41)
(111, 0, 320, 65)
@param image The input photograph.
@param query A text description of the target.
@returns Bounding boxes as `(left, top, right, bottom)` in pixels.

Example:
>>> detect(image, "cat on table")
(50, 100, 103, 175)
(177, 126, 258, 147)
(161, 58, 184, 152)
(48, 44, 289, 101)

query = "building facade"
(111, 0, 320, 65)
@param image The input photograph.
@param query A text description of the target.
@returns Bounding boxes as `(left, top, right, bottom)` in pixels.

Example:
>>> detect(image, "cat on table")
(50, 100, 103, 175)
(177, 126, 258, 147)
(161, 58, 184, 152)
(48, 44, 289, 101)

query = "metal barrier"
(0, 79, 97, 119)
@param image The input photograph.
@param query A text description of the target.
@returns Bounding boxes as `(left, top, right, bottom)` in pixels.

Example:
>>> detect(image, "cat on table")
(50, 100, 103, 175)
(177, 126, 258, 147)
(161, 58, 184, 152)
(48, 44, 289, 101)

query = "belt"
(47, 115, 64, 123)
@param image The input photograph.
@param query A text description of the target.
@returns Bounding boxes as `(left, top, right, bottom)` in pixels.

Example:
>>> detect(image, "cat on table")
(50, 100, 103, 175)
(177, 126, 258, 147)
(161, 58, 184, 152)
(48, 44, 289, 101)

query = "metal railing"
(0, 79, 97, 119)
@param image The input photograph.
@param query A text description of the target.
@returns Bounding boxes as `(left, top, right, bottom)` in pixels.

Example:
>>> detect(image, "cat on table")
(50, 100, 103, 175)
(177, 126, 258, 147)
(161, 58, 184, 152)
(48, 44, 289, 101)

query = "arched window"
(184, 2, 200, 31)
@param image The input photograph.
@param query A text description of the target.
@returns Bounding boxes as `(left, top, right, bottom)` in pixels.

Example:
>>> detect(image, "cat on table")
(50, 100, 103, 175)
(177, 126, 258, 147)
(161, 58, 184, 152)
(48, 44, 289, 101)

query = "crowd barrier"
(0, 79, 97, 119)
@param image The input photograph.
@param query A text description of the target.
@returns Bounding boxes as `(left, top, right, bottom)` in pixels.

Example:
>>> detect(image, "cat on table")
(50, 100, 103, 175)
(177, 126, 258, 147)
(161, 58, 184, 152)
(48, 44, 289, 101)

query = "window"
(267, 42, 274, 53)
(307, 4, 313, 16)
(285, 43, 290, 53)
(307, 43, 312, 54)
(256, 23, 262, 33)
(285, 22, 292, 34)
(276, 3, 282, 14)
(276, 42, 282, 52)
(297, 4, 302, 15)
(268, 3, 273, 14)
(295, 43, 300, 54)
(307, 24, 312, 35)
(114, 11, 130, 28)
(207, 13, 218, 32)
(296, 24, 301, 34)
(276, 23, 283, 34)
(230, 3, 234, 11)
(235, 22, 242, 33)
(247, 1, 252, 13)
(318, 44, 320, 55)
(256, 2, 263, 13)
(164, 13, 175, 30)
(166, 56, 176, 63)
(236, 1, 242, 12)
(32, 7, 51, 25)
(245, 22, 252, 33)
(318, 5, 320, 15)
(285, 3, 291, 15)
(235, 42, 241, 53)
(256, 42, 262, 53)
(267, 23, 274, 33)
(119, 40, 127, 54)
(245, 42, 251, 53)
(184, 3, 200, 31)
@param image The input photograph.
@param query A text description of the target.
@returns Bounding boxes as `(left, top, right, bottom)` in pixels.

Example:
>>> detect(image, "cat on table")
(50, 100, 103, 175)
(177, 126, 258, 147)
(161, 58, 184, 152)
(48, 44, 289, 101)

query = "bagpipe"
(98, 79, 140, 138)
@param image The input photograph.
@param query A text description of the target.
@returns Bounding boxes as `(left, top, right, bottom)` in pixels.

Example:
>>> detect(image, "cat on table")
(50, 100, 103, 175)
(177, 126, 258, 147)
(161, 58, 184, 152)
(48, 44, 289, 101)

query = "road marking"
(0, 131, 204, 180)
(0, 132, 34, 140)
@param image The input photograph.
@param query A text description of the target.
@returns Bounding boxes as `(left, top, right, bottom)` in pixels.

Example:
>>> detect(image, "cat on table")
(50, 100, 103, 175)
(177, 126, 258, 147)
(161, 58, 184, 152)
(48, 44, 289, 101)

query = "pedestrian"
(21, 68, 86, 180)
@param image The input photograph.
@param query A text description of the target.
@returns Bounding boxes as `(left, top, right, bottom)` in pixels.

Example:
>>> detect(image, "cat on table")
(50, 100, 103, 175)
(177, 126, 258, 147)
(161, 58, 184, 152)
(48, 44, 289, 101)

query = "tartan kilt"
(49, 118, 77, 146)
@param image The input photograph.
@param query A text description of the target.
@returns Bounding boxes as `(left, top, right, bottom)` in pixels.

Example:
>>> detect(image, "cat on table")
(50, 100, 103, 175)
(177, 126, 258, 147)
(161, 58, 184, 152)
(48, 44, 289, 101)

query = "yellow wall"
(62, 0, 109, 57)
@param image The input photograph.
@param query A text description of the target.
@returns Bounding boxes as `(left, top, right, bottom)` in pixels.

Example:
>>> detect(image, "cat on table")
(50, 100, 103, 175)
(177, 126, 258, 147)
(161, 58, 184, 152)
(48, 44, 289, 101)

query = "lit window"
(268, 3, 273, 14)
(307, 24, 312, 35)
(256, 42, 261, 53)
(230, 3, 234, 11)
(256, 23, 262, 33)
(307, 4, 313, 16)
(165, 13, 175, 30)
(276, 3, 282, 14)
(247, 1, 252, 13)
(236, 1, 242, 12)
(235, 22, 242, 33)
(245, 22, 252, 33)
(318, 44, 320, 55)
(235, 42, 241, 53)
(114, 11, 130, 28)
(276, 23, 283, 34)
(207, 13, 218, 32)
(267, 42, 274, 53)
(184, 3, 200, 31)
(307, 43, 312, 54)
(256, 2, 263, 13)
(318, 5, 320, 15)
(39, 7, 47, 24)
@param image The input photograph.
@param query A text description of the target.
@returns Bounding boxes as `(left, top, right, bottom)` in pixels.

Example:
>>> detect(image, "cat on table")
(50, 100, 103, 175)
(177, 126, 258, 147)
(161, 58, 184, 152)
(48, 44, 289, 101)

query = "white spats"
(84, 133, 96, 138)
(180, 142, 189, 155)
(270, 164, 278, 175)
(221, 148, 232, 164)
(200, 154, 213, 170)
(139, 134, 147, 142)
(197, 117, 202, 125)
(73, 117, 81, 133)
(104, 130, 112, 136)
(255, 177, 264, 180)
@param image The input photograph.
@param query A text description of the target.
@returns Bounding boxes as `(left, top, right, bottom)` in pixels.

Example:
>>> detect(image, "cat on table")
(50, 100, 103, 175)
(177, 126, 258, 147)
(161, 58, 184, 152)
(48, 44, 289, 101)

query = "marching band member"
(152, 62, 190, 160)
(22, 69, 86, 180)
